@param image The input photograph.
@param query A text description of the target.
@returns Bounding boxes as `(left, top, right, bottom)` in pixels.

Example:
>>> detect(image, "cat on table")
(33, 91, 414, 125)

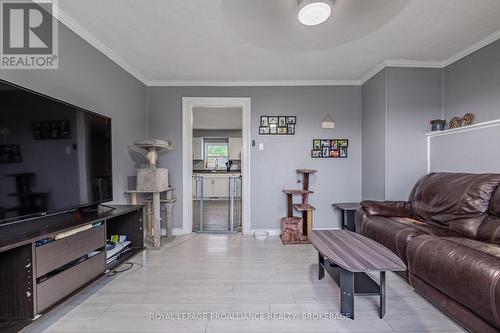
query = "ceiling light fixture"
(297, 0, 333, 26)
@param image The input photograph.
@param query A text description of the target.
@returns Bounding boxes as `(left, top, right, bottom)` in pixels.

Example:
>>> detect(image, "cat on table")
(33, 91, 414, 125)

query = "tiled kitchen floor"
(23, 234, 464, 333)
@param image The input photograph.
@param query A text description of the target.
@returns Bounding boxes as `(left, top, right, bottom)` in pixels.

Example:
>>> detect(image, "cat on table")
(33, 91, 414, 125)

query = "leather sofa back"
(410, 173, 500, 238)
(477, 187, 500, 244)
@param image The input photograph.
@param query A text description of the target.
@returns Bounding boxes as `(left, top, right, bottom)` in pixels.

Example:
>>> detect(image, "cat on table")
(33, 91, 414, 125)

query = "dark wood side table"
(332, 202, 360, 231)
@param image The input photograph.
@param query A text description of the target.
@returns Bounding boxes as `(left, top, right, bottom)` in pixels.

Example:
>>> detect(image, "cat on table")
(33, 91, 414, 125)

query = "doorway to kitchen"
(182, 98, 251, 235)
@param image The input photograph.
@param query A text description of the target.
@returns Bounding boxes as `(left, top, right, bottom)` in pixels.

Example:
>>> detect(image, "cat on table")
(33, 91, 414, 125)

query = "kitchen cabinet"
(228, 138, 241, 160)
(193, 175, 231, 198)
(212, 178, 229, 197)
(193, 137, 203, 160)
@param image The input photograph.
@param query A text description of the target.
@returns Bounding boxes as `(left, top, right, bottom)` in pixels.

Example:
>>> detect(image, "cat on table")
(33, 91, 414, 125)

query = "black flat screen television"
(0, 79, 112, 224)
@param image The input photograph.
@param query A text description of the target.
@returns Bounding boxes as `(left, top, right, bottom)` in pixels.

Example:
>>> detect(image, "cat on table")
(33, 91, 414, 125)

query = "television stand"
(0, 205, 144, 333)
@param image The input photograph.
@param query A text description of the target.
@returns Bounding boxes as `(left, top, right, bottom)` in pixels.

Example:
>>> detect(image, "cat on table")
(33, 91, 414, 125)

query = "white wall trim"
(426, 118, 500, 137)
(148, 80, 360, 87)
(56, 8, 148, 84)
(182, 97, 252, 235)
(360, 28, 500, 84)
(442, 28, 500, 67)
(426, 118, 500, 173)
(56, 6, 500, 88)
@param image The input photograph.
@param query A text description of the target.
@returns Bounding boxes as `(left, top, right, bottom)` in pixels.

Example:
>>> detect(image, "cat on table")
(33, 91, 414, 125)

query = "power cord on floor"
(106, 262, 134, 277)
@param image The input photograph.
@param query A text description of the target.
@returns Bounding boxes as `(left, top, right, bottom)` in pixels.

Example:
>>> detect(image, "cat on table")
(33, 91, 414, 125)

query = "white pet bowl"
(253, 230, 269, 241)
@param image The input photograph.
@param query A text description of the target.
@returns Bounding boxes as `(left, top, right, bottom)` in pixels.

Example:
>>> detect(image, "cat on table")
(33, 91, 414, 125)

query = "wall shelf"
(426, 118, 500, 137)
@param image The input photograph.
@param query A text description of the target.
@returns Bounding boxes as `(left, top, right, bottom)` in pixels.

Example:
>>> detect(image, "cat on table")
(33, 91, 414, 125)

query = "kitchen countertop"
(193, 170, 241, 175)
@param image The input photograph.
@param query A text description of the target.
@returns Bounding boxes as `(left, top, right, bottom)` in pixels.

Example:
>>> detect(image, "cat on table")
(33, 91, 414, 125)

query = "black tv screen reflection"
(0, 80, 112, 223)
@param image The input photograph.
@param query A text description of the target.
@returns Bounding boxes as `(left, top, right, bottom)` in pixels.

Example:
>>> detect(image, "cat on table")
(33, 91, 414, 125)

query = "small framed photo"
(287, 124, 295, 135)
(321, 140, 330, 148)
(330, 149, 340, 158)
(313, 139, 321, 149)
(259, 126, 270, 135)
(331, 140, 338, 149)
(311, 150, 322, 158)
(322, 147, 329, 157)
(269, 123, 277, 134)
(268, 117, 278, 124)
(286, 116, 296, 124)
(277, 127, 288, 134)
(278, 117, 286, 127)
(260, 116, 269, 127)
(338, 139, 348, 147)
(340, 147, 348, 158)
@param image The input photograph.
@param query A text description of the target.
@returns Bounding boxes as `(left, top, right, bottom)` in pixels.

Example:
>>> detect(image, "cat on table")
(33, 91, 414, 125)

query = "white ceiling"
(193, 107, 242, 130)
(58, 0, 500, 85)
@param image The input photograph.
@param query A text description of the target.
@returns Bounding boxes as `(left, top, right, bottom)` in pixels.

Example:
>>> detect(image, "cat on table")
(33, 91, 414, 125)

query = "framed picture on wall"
(259, 115, 296, 135)
(260, 116, 269, 127)
(259, 126, 270, 134)
(311, 150, 322, 158)
(311, 139, 349, 158)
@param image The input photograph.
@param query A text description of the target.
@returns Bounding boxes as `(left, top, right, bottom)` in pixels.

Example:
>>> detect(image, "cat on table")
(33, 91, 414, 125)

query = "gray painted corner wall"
(0, 21, 147, 204)
(444, 39, 500, 123)
(385, 67, 442, 200)
(361, 67, 442, 201)
(147, 86, 362, 230)
(361, 70, 386, 200)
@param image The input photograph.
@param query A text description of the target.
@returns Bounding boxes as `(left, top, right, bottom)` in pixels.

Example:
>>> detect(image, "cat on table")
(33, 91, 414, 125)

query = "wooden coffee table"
(311, 230, 406, 319)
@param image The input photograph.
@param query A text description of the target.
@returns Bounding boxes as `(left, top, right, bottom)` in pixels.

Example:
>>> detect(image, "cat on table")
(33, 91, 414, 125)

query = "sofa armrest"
(361, 200, 412, 218)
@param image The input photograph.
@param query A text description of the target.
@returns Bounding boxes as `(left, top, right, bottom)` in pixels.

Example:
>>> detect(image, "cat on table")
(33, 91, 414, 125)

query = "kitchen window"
(205, 141, 228, 170)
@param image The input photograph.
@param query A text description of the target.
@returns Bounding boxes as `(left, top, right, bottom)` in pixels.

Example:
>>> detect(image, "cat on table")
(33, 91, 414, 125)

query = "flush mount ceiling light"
(297, 0, 334, 26)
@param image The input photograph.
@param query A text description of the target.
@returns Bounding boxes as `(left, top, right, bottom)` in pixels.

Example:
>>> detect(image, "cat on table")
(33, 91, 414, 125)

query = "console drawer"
(35, 225, 105, 278)
(37, 251, 105, 313)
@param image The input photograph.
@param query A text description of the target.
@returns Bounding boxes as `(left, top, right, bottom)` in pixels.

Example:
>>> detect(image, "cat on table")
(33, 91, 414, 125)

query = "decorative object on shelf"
(32, 120, 71, 140)
(321, 114, 336, 129)
(0, 144, 21, 163)
(311, 139, 348, 158)
(462, 113, 474, 126)
(259, 115, 296, 135)
(281, 169, 317, 244)
(430, 119, 446, 131)
(449, 113, 474, 129)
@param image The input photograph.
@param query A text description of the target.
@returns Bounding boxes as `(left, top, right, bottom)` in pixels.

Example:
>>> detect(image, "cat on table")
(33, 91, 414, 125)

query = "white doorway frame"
(182, 97, 251, 235)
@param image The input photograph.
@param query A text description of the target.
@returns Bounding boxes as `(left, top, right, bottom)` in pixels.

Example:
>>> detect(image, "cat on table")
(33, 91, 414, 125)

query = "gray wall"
(385, 67, 443, 200)
(148, 86, 362, 230)
(361, 68, 442, 201)
(430, 126, 500, 173)
(444, 39, 500, 123)
(0, 21, 147, 204)
(361, 70, 386, 200)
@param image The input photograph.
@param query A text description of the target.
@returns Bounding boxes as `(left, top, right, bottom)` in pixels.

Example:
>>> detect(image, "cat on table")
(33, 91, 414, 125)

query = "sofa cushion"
(477, 188, 500, 244)
(410, 173, 500, 238)
(407, 235, 500, 329)
(359, 216, 461, 264)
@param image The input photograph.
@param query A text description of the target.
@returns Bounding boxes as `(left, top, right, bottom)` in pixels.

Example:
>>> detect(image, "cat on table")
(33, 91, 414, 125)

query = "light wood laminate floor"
(23, 234, 465, 333)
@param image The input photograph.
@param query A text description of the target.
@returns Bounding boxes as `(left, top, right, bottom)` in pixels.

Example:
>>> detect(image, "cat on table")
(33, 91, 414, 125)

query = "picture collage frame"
(259, 116, 296, 135)
(311, 139, 348, 158)
(32, 120, 71, 140)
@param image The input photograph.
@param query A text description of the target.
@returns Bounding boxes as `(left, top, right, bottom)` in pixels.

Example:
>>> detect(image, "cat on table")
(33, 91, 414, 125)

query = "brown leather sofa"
(355, 172, 500, 333)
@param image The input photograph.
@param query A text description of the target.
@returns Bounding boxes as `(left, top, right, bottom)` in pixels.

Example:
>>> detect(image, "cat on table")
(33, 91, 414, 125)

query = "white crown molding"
(147, 80, 361, 86)
(55, 5, 500, 88)
(442, 28, 500, 67)
(360, 28, 500, 85)
(56, 7, 148, 84)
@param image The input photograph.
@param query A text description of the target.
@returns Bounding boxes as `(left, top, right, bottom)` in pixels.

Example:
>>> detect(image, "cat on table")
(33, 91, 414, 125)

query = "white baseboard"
(172, 228, 188, 235)
(251, 229, 281, 236)
(313, 227, 342, 230)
